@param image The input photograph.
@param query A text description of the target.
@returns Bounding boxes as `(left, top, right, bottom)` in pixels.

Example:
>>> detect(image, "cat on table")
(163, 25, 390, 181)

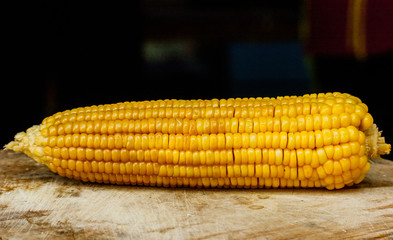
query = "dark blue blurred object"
(229, 42, 311, 97)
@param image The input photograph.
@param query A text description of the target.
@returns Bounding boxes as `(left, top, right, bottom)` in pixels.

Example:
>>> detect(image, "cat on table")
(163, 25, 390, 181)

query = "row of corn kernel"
(51, 162, 356, 190)
(317, 157, 369, 179)
(43, 113, 368, 138)
(43, 100, 368, 128)
(46, 144, 364, 167)
(103, 92, 361, 111)
(116, 92, 359, 110)
(49, 155, 367, 184)
(49, 160, 297, 181)
(42, 126, 363, 152)
(46, 146, 365, 172)
(41, 91, 366, 124)
(66, 170, 329, 189)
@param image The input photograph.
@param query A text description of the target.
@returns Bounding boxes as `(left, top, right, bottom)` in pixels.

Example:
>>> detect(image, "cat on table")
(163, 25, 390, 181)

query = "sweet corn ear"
(5, 92, 390, 189)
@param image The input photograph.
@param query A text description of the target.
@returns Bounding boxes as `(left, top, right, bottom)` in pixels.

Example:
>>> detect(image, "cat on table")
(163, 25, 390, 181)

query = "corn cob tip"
(4, 125, 46, 164)
(365, 124, 391, 159)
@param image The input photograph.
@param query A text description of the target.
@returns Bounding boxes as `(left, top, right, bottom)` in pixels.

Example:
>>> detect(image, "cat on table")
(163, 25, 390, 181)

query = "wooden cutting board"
(1, 150, 393, 239)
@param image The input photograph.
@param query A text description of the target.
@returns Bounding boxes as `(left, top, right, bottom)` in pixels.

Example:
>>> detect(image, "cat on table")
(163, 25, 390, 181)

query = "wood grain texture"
(1, 150, 393, 240)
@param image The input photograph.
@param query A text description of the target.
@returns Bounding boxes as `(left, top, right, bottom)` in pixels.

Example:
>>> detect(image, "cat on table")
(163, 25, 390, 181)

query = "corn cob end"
(365, 124, 391, 159)
(4, 125, 47, 165)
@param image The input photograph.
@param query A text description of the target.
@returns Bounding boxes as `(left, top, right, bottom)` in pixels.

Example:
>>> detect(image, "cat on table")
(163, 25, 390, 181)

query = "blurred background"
(3, 0, 393, 149)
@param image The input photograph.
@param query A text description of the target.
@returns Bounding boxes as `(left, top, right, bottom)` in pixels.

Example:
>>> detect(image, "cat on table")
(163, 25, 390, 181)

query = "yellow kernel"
(65, 134, 72, 147)
(289, 150, 297, 168)
(275, 149, 283, 165)
(262, 164, 270, 178)
(283, 166, 290, 179)
(270, 165, 278, 178)
(84, 161, 92, 173)
(339, 158, 351, 172)
(297, 116, 306, 131)
(313, 114, 322, 130)
(75, 160, 83, 172)
(342, 143, 352, 157)
(361, 162, 371, 174)
(334, 175, 344, 184)
(360, 113, 373, 131)
(290, 167, 297, 180)
(297, 149, 305, 167)
(317, 148, 328, 165)
(340, 112, 351, 127)
(103, 149, 112, 161)
(230, 118, 238, 133)
(358, 155, 368, 168)
(300, 131, 308, 149)
(332, 103, 345, 115)
(324, 145, 334, 159)
(332, 161, 343, 176)
(339, 128, 350, 143)
(265, 132, 272, 148)
(354, 104, 367, 118)
(233, 133, 242, 149)
(246, 149, 255, 164)
(333, 145, 343, 161)
(68, 160, 76, 171)
(298, 168, 305, 180)
(323, 160, 334, 175)
(350, 113, 361, 127)
(289, 117, 298, 132)
(218, 133, 226, 149)
(266, 117, 274, 131)
(321, 115, 332, 129)
(305, 115, 314, 131)
(314, 130, 323, 148)
(158, 165, 167, 177)
(303, 165, 313, 178)
(268, 149, 276, 165)
(294, 132, 301, 149)
(316, 166, 327, 179)
(56, 136, 65, 147)
(303, 149, 312, 165)
(281, 116, 290, 132)
(104, 162, 112, 174)
(320, 104, 332, 115)
(331, 115, 340, 128)
(310, 150, 319, 168)
(201, 134, 210, 150)
(325, 175, 334, 185)
(349, 142, 360, 155)
(77, 148, 86, 161)
(242, 133, 250, 148)
(287, 133, 295, 149)
(279, 132, 287, 149)
(349, 155, 359, 170)
(52, 147, 61, 158)
(272, 132, 280, 148)
(322, 129, 333, 146)
(277, 165, 284, 178)
(308, 132, 315, 149)
(69, 147, 77, 160)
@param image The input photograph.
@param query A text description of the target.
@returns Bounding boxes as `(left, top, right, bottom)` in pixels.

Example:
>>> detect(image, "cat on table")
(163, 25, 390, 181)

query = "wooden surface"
(1, 150, 393, 240)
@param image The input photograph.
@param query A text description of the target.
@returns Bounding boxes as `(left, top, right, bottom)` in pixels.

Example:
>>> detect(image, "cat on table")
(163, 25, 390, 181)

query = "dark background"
(3, 0, 393, 152)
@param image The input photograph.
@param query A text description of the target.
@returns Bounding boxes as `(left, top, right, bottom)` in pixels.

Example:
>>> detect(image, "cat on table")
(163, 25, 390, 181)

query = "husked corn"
(5, 92, 390, 190)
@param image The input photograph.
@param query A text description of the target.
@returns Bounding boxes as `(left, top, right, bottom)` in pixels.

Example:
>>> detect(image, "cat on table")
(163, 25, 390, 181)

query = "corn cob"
(5, 92, 390, 190)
